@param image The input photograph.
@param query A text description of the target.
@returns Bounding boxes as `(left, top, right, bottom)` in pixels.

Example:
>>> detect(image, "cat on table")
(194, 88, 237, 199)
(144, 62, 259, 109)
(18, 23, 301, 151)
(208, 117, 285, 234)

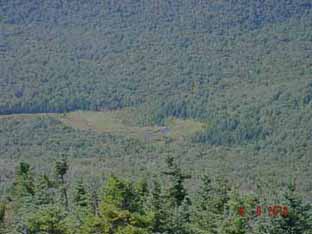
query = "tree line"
(0, 157, 311, 234)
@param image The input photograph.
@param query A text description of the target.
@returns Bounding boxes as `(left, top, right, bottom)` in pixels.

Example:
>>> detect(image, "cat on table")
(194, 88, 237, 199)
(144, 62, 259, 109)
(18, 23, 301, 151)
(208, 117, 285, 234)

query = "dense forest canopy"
(0, 0, 312, 233)
(0, 0, 311, 115)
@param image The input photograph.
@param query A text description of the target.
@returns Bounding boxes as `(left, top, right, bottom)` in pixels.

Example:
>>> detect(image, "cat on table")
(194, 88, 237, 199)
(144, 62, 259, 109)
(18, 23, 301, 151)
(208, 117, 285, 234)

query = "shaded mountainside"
(0, 0, 311, 114)
(0, 0, 311, 190)
(1, 0, 312, 26)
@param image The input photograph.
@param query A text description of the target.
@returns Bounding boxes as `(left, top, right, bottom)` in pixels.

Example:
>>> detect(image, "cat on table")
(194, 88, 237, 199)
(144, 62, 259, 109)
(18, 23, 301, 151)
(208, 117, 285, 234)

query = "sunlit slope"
(57, 110, 205, 142)
(0, 110, 205, 142)
(0, 111, 311, 198)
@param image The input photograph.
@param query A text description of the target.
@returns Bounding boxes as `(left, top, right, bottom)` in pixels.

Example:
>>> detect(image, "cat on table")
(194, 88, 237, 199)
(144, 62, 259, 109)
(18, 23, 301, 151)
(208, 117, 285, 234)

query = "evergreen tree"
(34, 174, 55, 206)
(0, 202, 5, 233)
(11, 162, 36, 234)
(268, 182, 312, 234)
(0, 202, 5, 223)
(25, 204, 69, 234)
(12, 162, 35, 201)
(90, 185, 100, 217)
(169, 196, 193, 234)
(0, 202, 5, 234)
(73, 178, 90, 208)
(163, 156, 190, 206)
(161, 156, 193, 234)
(68, 178, 92, 234)
(135, 178, 149, 212)
(219, 189, 256, 234)
(54, 157, 69, 210)
(150, 180, 162, 232)
(82, 176, 153, 234)
(192, 175, 231, 234)
(148, 179, 169, 233)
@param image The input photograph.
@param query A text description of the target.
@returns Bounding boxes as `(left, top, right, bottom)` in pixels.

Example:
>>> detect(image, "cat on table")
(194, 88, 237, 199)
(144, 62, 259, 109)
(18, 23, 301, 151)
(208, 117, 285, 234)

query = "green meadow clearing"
(58, 110, 206, 142)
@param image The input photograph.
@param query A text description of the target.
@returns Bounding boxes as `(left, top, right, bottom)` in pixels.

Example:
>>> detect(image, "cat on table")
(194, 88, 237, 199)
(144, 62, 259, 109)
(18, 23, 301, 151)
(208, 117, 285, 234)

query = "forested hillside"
(1, 0, 311, 115)
(0, 0, 312, 233)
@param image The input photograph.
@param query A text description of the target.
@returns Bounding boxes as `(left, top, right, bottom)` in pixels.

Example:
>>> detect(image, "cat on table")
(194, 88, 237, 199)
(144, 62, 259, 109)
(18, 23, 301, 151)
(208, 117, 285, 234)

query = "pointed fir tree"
(54, 157, 69, 210)
(268, 182, 312, 234)
(148, 179, 169, 234)
(192, 175, 232, 234)
(11, 162, 37, 234)
(171, 196, 193, 234)
(73, 178, 90, 208)
(161, 156, 193, 234)
(33, 174, 55, 206)
(163, 156, 191, 207)
(0, 202, 5, 223)
(219, 187, 257, 234)
(0, 202, 6, 234)
(66, 178, 93, 234)
(12, 162, 35, 201)
(82, 176, 153, 234)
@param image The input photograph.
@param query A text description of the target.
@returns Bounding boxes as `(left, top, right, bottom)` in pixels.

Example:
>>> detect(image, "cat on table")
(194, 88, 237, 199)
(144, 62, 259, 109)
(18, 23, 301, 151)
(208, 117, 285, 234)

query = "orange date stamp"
(238, 205, 288, 217)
